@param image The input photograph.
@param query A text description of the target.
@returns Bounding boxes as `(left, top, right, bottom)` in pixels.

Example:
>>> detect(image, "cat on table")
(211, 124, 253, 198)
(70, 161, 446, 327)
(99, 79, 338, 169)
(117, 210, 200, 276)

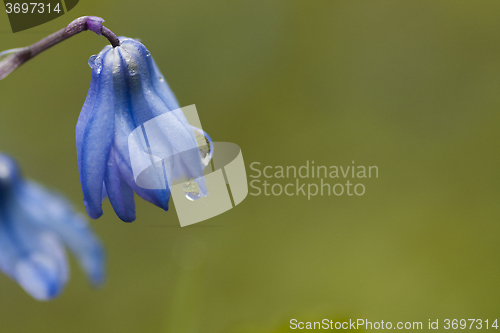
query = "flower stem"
(0, 16, 119, 81)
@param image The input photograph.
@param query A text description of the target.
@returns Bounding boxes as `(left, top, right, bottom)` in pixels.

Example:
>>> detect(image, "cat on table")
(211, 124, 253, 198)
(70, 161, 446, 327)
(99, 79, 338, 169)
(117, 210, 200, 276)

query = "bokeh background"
(1, 1, 500, 332)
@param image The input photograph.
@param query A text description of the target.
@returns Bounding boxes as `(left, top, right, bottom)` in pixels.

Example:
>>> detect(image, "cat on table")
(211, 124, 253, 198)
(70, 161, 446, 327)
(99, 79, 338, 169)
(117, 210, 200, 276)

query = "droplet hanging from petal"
(88, 54, 97, 68)
(183, 178, 201, 201)
(192, 127, 213, 167)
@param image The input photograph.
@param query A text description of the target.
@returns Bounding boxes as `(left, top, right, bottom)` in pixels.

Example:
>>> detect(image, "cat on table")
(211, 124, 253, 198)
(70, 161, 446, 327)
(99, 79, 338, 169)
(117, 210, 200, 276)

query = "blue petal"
(76, 46, 112, 157)
(106, 44, 171, 210)
(0, 202, 68, 300)
(148, 56, 179, 111)
(122, 39, 193, 140)
(14, 249, 66, 301)
(113, 144, 170, 211)
(118, 39, 181, 112)
(104, 148, 136, 222)
(15, 181, 105, 286)
(119, 42, 206, 193)
(140, 113, 207, 194)
(78, 49, 115, 219)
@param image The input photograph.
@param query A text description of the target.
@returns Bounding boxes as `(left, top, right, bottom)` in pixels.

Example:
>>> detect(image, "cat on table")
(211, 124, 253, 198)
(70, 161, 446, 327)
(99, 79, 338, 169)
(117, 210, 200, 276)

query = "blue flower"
(0, 154, 105, 300)
(77, 37, 209, 222)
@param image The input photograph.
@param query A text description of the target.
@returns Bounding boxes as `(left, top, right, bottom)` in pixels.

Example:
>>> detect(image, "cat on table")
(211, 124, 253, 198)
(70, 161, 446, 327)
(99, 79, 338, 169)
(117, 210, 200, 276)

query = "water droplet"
(122, 54, 138, 76)
(88, 54, 97, 68)
(158, 76, 164, 82)
(183, 179, 201, 201)
(193, 127, 213, 167)
(127, 62, 138, 76)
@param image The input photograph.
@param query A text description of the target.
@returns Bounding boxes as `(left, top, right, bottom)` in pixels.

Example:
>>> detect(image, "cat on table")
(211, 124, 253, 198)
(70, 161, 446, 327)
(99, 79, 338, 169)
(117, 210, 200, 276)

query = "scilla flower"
(77, 38, 209, 222)
(0, 154, 104, 300)
(0, 17, 210, 222)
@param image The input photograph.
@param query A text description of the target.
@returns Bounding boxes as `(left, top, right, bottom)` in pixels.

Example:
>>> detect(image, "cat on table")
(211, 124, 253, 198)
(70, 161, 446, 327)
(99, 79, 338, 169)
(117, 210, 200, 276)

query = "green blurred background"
(1, 0, 500, 332)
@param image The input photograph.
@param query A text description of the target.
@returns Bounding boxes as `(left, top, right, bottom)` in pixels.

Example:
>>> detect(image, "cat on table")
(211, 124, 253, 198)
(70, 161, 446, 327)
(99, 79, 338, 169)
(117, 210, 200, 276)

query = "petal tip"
(84, 200, 103, 220)
(15, 257, 65, 301)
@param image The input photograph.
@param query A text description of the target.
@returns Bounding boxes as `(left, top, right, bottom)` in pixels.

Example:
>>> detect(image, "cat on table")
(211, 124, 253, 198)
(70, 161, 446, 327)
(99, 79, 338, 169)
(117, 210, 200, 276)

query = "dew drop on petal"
(158, 76, 164, 82)
(122, 54, 138, 76)
(128, 62, 137, 76)
(88, 55, 97, 68)
(93, 56, 103, 74)
(193, 127, 213, 167)
(183, 179, 201, 201)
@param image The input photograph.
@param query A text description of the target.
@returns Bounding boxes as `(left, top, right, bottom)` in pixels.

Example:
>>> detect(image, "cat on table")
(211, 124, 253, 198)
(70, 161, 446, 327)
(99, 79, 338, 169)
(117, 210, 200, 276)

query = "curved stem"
(101, 27, 120, 48)
(0, 16, 119, 80)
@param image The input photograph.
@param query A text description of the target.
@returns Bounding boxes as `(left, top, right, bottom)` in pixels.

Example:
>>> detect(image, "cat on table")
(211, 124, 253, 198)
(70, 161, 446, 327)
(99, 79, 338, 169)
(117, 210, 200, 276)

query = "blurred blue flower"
(0, 154, 104, 300)
(77, 38, 207, 222)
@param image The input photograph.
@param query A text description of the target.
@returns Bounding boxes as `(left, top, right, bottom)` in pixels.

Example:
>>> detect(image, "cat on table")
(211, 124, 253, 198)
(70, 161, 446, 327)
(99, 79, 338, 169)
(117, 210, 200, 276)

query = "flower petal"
(14, 235, 67, 301)
(0, 206, 68, 300)
(104, 148, 136, 222)
(105, 45, 171, 210)
(78, 49, 115, 219)
(76, 46, 112, 158)
(15, 181, 105, 286)
(120, 42, 206, 193)
(113, 141, 170, 211)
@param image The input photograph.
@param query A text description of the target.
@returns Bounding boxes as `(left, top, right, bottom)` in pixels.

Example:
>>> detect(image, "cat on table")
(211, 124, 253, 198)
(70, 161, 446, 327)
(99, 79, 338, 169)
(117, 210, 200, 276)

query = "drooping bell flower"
(0, 16, 210, 222)
(0, 153, 104, 300)
(77, 37, 210, 222)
